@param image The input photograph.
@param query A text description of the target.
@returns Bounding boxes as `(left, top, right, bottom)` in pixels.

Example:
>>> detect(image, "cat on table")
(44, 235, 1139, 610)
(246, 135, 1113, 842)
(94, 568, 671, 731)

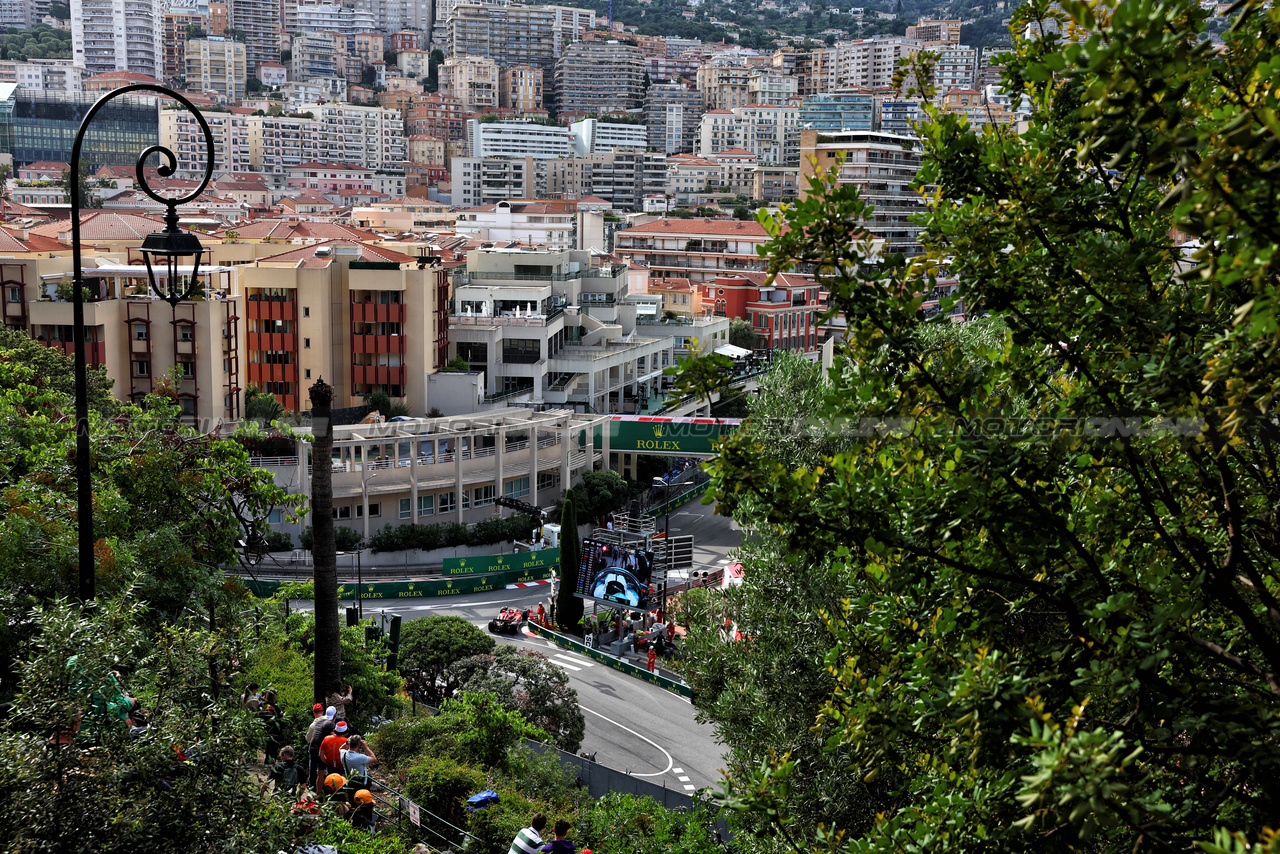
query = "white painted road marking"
(672, 767, 684, 774)
(580, 705, 674, 777)
(554, 653, 594, 668)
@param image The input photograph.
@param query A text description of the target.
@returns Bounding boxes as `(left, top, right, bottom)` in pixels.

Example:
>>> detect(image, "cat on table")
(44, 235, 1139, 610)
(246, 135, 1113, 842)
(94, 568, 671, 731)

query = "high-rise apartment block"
(451, 157, 538, 208)
(747, 70, 799, 105)
(298, 102, 408, 172)
(698, 103, 800, 166)
(407, 93, 467, 141)
(71, 0, 163, 79)
(440, 56, 500, 112)
(161, 108, 253, 179)
(247, 114, 323, 181)
(828, 38, 922, 90)
(228, 0, 280, 74)
(905, 18, 963, 43)
(541, 151, 667, 210)
(696, 62, 752, 111)
(186, 37, 248, 103)
(798, 129, 926, 255)
(933, 45, 977, 93)
(799, 89, 875, 131)
(500, 65, 543, 111)
(465, 120, 572, 159)
(644, 82, 703, 154)
(447, 3, 558, 81)
(554, 41, 646, 117)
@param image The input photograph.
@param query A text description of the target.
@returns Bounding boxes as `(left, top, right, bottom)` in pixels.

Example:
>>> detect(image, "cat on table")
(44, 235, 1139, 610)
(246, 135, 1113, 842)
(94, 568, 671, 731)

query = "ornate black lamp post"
(71, 85, 215, 600)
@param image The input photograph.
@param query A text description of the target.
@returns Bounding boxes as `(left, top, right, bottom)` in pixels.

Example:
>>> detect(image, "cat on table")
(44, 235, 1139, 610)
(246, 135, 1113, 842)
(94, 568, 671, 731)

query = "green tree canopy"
(728, 317, 756, 351)
(445, 646, 586, 752)
(398, 615, 495, 702)
(695, 0, 1280, 849)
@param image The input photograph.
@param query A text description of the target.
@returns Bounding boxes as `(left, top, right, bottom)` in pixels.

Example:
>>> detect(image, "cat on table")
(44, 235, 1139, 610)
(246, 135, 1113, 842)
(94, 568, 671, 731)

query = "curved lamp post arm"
(71, 84, 215, 601)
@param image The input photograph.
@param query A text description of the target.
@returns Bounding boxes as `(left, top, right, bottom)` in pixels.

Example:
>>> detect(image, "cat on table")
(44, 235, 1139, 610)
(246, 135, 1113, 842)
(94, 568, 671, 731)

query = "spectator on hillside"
(321, 773, 352, 818)
(509, 812, 547, 854)
(240, 682, 261, 712)
(263, 746, 303, 798)
(325, 680, 354, 719)
(538, 819, 575, 854)
(320, 720, 349, 775)
(341, 734, 379, 786)
(307, 711, 336, 791)
(258, 689, 284, 764)
(350, 789, 376, 832)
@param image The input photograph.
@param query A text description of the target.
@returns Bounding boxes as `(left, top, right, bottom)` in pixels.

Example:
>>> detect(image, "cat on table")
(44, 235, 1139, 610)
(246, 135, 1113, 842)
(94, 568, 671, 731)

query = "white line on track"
(579, 705, 674, 778)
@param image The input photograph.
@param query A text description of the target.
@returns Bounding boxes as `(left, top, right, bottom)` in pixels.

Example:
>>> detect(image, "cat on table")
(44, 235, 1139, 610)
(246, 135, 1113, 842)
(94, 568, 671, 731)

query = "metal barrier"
(526, 741, 695, 810)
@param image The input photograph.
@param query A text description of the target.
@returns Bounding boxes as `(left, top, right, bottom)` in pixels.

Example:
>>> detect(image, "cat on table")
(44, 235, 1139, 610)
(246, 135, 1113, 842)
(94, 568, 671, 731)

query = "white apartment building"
(698, 104, 800, 166)
(450, 247, 675, 412)
(827, 37, 922, 90)
(297, 102, 408, 172)
(247, 115, 323, 183)
(160, 108, 252, 180)
(466, 120, 573, 159)
(747, 70, 799, 105)
(933, 45, 977, 94)
(451, 157, 538, 208)
(454, 199, 577, 250)
(667, 157, 724, 206)
(440, 56, 500, 112)
(435, 0, 508, 24)
(569, 119, 648, 156)
(186, 37, 247, 103)
(71, 0, 163, 79)
(283, 79, 348, 108)
(544, 4, 596, 55)
(0, 59, 84, 93)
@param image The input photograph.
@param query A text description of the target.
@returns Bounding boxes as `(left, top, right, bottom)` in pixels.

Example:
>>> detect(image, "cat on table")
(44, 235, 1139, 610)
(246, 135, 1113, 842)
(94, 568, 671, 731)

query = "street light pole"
(653, 476, 672, 618)
(70, 84, 214, 601)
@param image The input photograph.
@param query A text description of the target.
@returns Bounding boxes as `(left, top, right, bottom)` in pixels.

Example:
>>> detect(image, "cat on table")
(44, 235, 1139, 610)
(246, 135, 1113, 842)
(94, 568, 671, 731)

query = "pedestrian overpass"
(592, 415, 741, 457)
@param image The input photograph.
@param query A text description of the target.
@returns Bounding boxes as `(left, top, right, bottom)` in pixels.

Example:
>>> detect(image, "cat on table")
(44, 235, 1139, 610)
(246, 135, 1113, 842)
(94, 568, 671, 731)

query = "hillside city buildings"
(0, 10, 1011, 540)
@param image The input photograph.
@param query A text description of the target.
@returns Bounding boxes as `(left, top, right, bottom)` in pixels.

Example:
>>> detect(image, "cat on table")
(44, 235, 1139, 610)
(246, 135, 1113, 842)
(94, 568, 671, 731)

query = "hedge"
(368, 515, 536, 554)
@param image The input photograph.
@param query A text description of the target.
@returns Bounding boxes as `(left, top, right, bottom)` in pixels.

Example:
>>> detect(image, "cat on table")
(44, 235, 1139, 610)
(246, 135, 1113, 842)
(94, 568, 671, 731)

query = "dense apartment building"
(800, 89, 876, 131)
(554, 41, 646, 116)
(238, 240, 450, 414)
(297, 101, 408, 172)
(0, 59, 84, 93)
(451, 157, 538, 208)
(614, 218, 774, 283)
(541, 151, 667, 211)
(450, 247, 673, 412)
(465, 120, 572, 159)
(71, 0, 163, 79)
(228, 0, 280, 74)
(770, 47, 830, 98)
(906, 18, 963, 43)
(697, 272, 823, 354)
(667, 156, 723, 206)
(569, 119, 648, 156)
(500, 65, 543, 111)
(798, 129, 926, 255)
(162, 11, 200, 82)
(698, 103, 799, 166)
(247, 114, 322, 182)
(696, 63, 752, 111)
(828, 38, 922, 90)
(160, 108, 252, 180)
(644, 82, 703, 154)
(186, 38, 248, 103)
(747, 70, 799, 105)
(293, 32, 345, 82)
(932, 45, 978, 93)
(1, 234, 245, 424)
(454, 199, 577, 250)
(440, 56, 500, 112)
(447, 3, 559, 86)
(407, 93, 467, 141)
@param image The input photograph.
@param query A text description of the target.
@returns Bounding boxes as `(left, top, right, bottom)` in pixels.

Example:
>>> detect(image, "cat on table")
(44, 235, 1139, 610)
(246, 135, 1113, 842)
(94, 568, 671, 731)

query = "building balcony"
(351, 333, 404, 354)
(248, 331, 296, 351)
(352, 302, 405, 323)
(248, 362, 297, 384)
(351, 364, 406, 386)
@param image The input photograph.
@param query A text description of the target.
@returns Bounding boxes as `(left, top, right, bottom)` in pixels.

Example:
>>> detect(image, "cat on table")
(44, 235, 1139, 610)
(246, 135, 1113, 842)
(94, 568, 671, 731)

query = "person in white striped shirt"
(509, 813, 548, 854)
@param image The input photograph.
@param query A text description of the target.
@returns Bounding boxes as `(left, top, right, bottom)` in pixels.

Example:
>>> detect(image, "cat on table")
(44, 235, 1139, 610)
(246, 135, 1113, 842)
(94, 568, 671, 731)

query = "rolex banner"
(442, 547, 560, 576)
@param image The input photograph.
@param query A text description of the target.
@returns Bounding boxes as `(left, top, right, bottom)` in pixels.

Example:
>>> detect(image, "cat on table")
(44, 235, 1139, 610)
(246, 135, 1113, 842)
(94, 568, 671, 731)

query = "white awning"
(636, 303, 659, 315)
(715, 343, 751, 359)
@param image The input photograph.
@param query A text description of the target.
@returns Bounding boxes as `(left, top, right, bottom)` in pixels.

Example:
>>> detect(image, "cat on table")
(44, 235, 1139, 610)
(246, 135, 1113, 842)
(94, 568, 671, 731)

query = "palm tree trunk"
(310, 378, 341, 703)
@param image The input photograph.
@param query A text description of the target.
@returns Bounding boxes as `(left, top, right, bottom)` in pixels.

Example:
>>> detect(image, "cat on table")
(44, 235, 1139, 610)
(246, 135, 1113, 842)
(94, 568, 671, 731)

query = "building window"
(179, 358, 195, 378)
(332, 505, 352, 519)
(303, 306, 311, 317)
(504, 477, 529, 499)
(474, 484, 495, 506)
(134, 360, 150, 377)
(417, 494, 434, 516)
(179, 326, 194, 342)
(305, 369, 312, 379)
(368, 502, 381, 518)
(133, 324, 148, 340)
(304, 338, 311, 348)
(439, 491, 456, 513)
(268, 508, 284, 525)
(6, 286, 21, 303)
(399, 497, 412, 519)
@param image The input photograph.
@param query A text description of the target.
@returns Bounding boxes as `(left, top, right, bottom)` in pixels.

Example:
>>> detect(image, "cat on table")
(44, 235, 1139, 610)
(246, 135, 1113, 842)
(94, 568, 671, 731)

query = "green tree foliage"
(244, 385, 285, 424)
(398, 615, 495, 702)
(571, 469, 631, 522)
(297, 524, 363, 552)
(665, 338, 733, 417)
(556, 487, 583, 632)
(366, 515, 532, 553)
(61, 159, 102, 208)
(445, 646, 586, 752)
(698, 0, 1280, 849)
(0, 327, 116, 415)
(728, 317, 756, 351)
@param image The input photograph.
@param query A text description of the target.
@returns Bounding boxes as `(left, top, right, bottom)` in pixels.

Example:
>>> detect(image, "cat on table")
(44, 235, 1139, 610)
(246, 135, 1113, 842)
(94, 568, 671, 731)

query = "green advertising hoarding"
(593, 418, 739, 456)
(443, 547, 559, 576)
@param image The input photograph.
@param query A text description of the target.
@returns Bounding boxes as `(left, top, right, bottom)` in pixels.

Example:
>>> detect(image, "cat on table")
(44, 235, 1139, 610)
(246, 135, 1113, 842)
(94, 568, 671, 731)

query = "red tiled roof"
(31, 212, 173, 241)
(0, 225, 70, 252)
(255, 239, 414, 268)
(226, 219, 382, 241)
(21, 161, 70, 172)
(87, 71, 162, 83)
(623, 219, 771, 237)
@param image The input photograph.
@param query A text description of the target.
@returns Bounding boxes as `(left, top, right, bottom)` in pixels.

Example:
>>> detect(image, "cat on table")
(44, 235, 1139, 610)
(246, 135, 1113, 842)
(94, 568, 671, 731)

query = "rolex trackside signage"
(443, 547, 560, 576)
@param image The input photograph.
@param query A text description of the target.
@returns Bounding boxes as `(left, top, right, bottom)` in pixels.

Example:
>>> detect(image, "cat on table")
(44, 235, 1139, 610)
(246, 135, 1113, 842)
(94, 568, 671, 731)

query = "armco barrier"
(648, 479, 710, 517)
(243, 564, 555, 599)
(528, 623, 693, 698)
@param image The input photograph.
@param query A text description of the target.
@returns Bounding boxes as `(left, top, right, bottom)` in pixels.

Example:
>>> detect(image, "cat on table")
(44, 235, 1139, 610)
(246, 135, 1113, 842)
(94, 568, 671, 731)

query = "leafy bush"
(464, 783, 557, 854)
(240, 636, 315, 744)
(439, 692, 547, 769)
(369, 713, 457, 771)
(265, 530, 292, 551)
(299, 525, 363, 551)
(574, 792, 723, 854)
(403, 754, 487, 829)
(445, 647, 585, 753)
(399, 616, 495, 702)
(494, 743, 583, 810)
(367, 515, 534, 554)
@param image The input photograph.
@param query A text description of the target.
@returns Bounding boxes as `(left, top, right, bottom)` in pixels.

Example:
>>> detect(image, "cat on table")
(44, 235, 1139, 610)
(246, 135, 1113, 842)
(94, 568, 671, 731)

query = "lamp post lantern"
(71, 85, 215, 600)
(653, 475, 672, 617)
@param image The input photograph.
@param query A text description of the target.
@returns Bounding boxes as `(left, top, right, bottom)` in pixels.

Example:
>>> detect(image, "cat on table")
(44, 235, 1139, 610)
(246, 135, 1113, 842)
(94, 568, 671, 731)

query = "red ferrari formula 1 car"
(488, 607, 524, 635)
